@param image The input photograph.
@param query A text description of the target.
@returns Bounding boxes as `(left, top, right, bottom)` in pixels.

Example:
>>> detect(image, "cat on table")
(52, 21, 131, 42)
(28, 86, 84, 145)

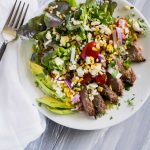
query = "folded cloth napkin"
(0, 0, 46, 150)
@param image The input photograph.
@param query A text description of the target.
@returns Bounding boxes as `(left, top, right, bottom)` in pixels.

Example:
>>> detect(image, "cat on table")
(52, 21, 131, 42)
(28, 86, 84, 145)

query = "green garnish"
(110, 116, 113, 120)
(124, 81, 132, 91)
(127, 97, 135, 107)
(123, 59, 131, 70)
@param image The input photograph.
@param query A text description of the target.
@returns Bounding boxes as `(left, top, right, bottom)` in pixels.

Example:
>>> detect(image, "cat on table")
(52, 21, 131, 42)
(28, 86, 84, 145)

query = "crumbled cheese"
(89, 94, 94, 101)
(91, 27, 96, 31)
(91, 63, 102, 76)
(56, 34, 60, 41)
(69, 63, 77, 70)
(91, 21, 100, 26)
(84, 25, 91, 31)
(77, 67, 85, 77)
(124, 27, 129, 34)
(87, 33, 92, 42)
(85, 57, 91, 64)
(87, 83, 98, 89)
(52, 70, 60, 76)
(99, 24, 112, 35)
(60, 36, 69, 46)
(46, 31, 52, 40)
(52, 83, 64, 98)
(54, 57, 64, 66)
(70, 47, 76, 63)
(71, 18, 83, 25)
(75, 35, 82, 42)
(85, 56, 94, 65)
(91, 89, 99, 95)
(84, 69, 89, 74)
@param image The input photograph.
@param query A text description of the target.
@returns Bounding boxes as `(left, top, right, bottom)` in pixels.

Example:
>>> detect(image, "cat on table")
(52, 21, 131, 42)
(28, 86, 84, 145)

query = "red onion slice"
(71, 94, 80, 104)
(65, 78, 72, 89)
(116, 27, 123, 45)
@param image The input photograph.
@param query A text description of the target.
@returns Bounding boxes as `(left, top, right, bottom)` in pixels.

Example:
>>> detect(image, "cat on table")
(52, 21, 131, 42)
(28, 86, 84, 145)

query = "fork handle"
(0, 41, 7, 61)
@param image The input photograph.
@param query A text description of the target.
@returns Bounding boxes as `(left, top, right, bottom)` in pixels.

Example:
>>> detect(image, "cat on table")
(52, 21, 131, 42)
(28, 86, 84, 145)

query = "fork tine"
(13, 2, 25, 29)
(9, 1, 21, 27)
(17, 4, 29, 29)
(5, 0, 17, 26)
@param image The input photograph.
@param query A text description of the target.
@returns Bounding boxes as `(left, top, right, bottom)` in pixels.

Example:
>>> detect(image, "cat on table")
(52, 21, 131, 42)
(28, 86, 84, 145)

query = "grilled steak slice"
(127, 45, 146, 62)
(121, 68, 136, 85)
(117, 60, 136, 85)
(101, 84, 118, 104)
(80, 89, 95, 116)
(92, 95, 106, 116)
(107, 73, 124, 96)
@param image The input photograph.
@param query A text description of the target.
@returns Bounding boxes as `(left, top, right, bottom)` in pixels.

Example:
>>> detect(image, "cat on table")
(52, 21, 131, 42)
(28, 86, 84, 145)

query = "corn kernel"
(90, 57, 95, 64)
(98, 86, 103, 92)
(65, 102, 71, 106)
(78, 78, 83, 83)
(74, 88, 81, 91)
(106, 44, 113, 53)
(96, 35, 101, 41)
(96, 44, 100, 50)
(92, 47, 98, 51)
(133, 33, 138, 40)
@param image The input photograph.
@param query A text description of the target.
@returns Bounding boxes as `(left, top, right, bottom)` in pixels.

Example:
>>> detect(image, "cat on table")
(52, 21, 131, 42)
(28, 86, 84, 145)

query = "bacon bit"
(81, 73, 93, 85)
(95, 74, 107, 84)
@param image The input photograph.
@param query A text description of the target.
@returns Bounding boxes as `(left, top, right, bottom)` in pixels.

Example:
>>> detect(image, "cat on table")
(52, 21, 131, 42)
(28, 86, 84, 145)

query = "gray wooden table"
(25, 0, 150, 150)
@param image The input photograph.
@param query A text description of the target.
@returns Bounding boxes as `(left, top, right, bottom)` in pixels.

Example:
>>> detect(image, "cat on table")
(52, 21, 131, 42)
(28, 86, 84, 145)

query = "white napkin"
(0, 0, 46, 150)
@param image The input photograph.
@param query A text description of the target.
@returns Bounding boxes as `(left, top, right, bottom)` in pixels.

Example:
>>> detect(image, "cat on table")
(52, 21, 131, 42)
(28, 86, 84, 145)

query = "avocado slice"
(46, 106, 75, 115)
(30, 61, 44, 75)
(30, 61, 71, 102)
(37, 97, 74, 109)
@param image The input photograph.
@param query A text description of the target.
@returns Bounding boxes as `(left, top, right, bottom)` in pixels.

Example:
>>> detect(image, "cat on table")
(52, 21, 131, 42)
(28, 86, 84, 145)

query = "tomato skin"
(80, 42, 99, 59)
(95, 74, 107, 84)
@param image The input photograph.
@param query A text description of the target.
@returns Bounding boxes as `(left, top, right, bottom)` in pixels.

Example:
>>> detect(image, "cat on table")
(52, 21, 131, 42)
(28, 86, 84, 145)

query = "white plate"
(18, 0, 150, 130)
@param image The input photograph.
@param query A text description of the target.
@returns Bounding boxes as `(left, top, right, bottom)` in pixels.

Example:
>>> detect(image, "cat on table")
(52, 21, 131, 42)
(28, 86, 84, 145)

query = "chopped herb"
(125, 38, 132, 47)
(123, 59, 131, 70)
(127, 97, 135, 107)
(116, 102, 121, 110)
(109, 60, 116, 68)
(110, 116, 113, 120)
(124, 81, 132, 91)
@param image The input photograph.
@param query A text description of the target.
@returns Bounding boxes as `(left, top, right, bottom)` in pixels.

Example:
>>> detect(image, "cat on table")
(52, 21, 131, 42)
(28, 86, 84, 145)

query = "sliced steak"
(127, 45, 146, 62)
(117, 60, 136, 85)
(101, 84, 118, 104)
(92, 95, 106, 116)
(107, 73, 124, 96)
(80, 89, 95, 116)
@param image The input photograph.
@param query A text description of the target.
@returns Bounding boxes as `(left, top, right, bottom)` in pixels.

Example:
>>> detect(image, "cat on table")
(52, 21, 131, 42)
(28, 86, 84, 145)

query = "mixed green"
(20, 0, 147, 118)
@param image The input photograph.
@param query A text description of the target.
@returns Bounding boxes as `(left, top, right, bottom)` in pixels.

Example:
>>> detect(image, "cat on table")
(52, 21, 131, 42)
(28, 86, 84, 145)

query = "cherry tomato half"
(95, 74, 107, 84)
(80, 41, 100, 59)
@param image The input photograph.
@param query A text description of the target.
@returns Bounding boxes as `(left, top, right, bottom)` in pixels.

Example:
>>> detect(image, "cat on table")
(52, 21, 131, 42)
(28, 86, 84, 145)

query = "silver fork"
(0, 0, 29, 61)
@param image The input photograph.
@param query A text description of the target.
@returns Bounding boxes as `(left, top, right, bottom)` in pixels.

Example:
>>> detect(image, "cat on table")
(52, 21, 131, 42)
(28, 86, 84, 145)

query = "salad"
(19, 0, 147, 118)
